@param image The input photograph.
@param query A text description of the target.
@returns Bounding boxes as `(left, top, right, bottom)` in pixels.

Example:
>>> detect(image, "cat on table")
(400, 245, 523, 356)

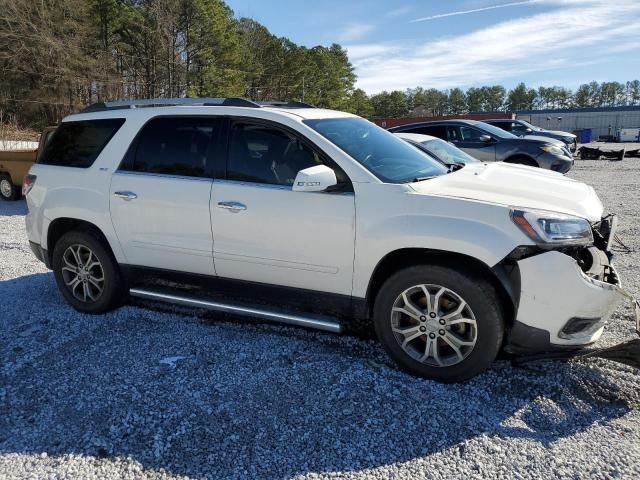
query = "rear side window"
(125, 117, 218, 178)
(404, 125, 447, 139)
(38, 119, 125, 168)
(490, 121, 511, 132)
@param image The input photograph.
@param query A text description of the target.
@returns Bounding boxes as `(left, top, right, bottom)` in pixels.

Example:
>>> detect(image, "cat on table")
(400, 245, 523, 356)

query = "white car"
(24, 98, 635, 382)
(393, 132, 480, 166)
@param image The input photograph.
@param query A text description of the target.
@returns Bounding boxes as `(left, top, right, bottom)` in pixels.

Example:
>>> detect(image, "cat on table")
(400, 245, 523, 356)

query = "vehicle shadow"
(0, 272, 636, 479)
(0, 198, 28, 216)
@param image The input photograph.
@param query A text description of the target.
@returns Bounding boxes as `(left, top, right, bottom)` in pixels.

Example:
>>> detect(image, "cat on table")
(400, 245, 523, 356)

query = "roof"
(64, 98, 355, 123)
(390, 119, 481, 130)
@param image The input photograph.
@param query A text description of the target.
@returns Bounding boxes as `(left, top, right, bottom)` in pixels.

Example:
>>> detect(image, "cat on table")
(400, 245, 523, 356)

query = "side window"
(38, 119, 125, 168)
(228, 123, 322, 186)
(511, 122, 528, 135)
(458, 126, 485, 142)
(447, 126, 461, 142)
(127, 117, 217, 177)
(493, 121, 511, 132)
(405, 125, 447, 139)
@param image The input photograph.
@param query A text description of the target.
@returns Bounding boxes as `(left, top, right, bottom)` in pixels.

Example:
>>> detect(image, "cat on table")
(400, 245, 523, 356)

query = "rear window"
(38, 119, 125, 168)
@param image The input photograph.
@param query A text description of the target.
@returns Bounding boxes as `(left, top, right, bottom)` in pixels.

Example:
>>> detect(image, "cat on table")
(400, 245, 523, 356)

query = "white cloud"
(352, 0, 640, 93)
(410, 0, 539, 22)
(345, 43, 402, 61)
(387, 5, 413, 17)
(337, 23, 375, 42)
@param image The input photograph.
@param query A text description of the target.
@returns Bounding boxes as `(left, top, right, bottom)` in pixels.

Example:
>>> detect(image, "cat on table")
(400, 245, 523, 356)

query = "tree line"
(367, 80, 640, 118)
(0, 0, 357, 129)
(0, 0, 638, 130)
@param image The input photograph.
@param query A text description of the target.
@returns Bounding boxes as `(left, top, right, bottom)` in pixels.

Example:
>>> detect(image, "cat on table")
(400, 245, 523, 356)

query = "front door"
(447, 125, 497, 162)
(210, 121, 356, 296)
(110, 116, 221, 276)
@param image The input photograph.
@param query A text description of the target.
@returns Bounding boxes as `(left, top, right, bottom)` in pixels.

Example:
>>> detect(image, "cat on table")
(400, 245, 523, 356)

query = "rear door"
(109, 116, 221, 276)
(210, 119, 356, 296)
(447, 125, 497, 162)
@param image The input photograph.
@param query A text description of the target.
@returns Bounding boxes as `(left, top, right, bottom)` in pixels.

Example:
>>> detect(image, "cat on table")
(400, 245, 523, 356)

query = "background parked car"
(0, 126, 56, 201)
(483, 118, 577, 152)
(393, 132, 480, 167)
(388, 119, 574, 173)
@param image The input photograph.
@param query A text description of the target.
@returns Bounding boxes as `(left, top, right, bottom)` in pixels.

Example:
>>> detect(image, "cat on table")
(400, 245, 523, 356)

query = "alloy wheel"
(60, 244, 105, 303)
(390, 284, 478, 367)
(0, 178, 12, 198)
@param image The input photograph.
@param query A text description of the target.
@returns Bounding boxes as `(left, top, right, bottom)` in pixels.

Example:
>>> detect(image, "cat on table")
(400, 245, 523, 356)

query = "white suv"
(24, 98, 634, 382)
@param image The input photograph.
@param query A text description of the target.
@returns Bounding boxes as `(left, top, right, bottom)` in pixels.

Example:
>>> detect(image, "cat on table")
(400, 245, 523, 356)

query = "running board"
(129, 288, 343, 334)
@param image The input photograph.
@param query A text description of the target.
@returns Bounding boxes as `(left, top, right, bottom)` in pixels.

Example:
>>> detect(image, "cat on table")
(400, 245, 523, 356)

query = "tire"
(373, 264, 504, 383)
(0, 174, 20, 201)
(503, 156, 538, 168)
(52, 230, 125, 314)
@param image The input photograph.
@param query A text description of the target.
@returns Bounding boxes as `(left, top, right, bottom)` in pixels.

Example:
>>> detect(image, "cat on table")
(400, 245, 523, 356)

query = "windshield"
(475, 121, 518, 139)
(304, 117, 448, 183)
(421, 138, 479, 165)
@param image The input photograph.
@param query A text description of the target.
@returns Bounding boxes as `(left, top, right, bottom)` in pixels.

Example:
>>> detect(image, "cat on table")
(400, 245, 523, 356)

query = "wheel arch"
(503, 154, 538, 167)
(46, 218, 118, 267)
(363, 248, 518, 326)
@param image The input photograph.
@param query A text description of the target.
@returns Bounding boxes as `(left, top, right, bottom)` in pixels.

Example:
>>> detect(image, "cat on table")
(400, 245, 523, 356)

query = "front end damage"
(505, 215, 640, 368)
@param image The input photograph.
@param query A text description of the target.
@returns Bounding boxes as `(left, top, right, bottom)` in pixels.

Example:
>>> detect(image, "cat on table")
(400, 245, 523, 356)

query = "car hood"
(538, 129, 576, 139)
(521, 134, 566, 146)
(409, 162, 603, 221)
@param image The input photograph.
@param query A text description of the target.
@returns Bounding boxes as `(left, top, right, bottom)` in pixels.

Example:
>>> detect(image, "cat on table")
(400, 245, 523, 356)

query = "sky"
(225, 0, 640, 94)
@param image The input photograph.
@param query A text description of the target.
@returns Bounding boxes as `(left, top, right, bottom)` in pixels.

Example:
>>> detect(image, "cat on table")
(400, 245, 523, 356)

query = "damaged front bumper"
(505, 249, 639, 356)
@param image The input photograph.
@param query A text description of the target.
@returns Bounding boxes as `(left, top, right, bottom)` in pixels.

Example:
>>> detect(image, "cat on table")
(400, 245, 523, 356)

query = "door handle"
(217, 201, 247, 212)
(113, 191, 138, 201)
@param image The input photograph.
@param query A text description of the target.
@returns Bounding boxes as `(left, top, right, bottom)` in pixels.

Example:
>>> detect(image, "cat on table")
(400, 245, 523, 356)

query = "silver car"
(484, 119, 578, 153)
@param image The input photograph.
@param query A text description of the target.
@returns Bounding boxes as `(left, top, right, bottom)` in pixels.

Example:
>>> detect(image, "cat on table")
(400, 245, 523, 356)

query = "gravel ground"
(1, 158, 640, 480)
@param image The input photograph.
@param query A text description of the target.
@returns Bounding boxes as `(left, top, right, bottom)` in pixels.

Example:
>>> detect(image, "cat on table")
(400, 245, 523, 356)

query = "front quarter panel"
(352, 183, 531, 298)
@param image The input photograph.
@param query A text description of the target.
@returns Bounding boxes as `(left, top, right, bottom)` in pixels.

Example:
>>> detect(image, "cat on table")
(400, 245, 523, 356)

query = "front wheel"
(0, 174, 20, 201)
(373, 265, 504, 382)
(52, 231, 125, 314)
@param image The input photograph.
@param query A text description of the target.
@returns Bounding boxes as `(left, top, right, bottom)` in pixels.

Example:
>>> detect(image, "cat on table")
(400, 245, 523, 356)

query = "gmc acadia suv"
(24, 97, 635, 382)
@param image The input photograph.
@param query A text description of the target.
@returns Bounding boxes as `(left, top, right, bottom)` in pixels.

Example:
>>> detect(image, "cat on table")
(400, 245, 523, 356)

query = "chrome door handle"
(217, 201, 247, 212)
(113, 191, 138, 201)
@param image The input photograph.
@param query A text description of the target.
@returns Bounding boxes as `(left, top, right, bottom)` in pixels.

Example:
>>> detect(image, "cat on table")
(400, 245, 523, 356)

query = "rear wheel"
(0, 174, 19, 201)
(373, 265, 504, 382)
(52, 231, 124, 313)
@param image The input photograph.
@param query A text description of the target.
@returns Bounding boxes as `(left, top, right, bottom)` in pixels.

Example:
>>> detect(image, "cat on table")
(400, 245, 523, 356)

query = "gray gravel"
(1, 158, 640, 480)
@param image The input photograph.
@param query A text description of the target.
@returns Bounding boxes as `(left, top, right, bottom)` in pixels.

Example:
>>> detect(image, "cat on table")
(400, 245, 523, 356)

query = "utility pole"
(302, 75, 305, 102)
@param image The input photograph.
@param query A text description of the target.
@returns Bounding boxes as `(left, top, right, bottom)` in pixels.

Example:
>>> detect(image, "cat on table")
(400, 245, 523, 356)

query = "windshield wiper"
(447, 162, 465, 173)
(411, 176, 437, 182)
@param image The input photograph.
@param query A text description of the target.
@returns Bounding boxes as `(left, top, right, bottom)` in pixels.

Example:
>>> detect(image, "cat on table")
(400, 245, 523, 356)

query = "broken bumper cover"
(505, 250, 638, 354)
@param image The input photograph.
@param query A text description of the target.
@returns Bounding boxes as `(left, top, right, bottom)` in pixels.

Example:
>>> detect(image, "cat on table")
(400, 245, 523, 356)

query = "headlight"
(540, 144, 564, 156)
(510, 208, 593, 247)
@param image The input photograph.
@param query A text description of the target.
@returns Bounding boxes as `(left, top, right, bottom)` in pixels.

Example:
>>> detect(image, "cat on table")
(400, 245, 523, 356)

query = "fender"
(351, 185, 531, 298)
(40, 186, 127, 264)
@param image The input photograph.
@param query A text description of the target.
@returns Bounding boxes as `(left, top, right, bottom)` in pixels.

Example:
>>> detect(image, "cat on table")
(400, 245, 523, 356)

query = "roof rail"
(80, 97, 314, 113)
(257, 100, 316, 108)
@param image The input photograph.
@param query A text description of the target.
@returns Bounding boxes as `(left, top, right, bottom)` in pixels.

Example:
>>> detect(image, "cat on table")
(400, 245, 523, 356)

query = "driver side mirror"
(292, 165, 337, 192)
(479, 134, 493, 143)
